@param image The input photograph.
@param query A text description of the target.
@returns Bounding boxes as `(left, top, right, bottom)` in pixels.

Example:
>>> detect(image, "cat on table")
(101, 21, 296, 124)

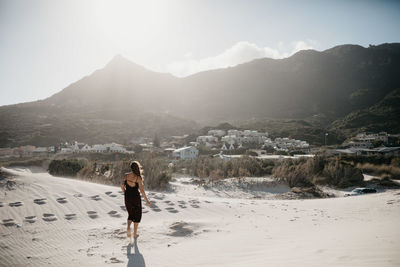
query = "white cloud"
(167, 40, 317, 77)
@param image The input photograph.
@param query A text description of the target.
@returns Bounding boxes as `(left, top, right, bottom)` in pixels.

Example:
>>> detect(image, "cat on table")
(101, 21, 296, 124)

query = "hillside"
(330, 88, 400, 136)
(1, 43, 400, 147)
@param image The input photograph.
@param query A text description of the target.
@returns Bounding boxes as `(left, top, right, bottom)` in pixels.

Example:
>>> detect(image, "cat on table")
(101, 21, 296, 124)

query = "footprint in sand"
(166, 207, 179, 213)
(87, 211, 99, 219)
(178, 205, 187, 209)
(154, 194, 165, 200)
(142, 210, 149, 213)
(107, 210, 122, 218)
(0, 202, 4, 207)
(9, 201, 23, 207)
(25, 216, 37, 224)
(204, 200, 212, 203)
(65, 213, 77, 220)
(191, 204, 200, 208)
(56, 197, 68, 204)
(178, 200, 186, 204)
(168, 221, 194, 237)
(42, 213, 57, 222)
(73, 193, 83, 198)
(150, 203, 160, 209)
(164, 200, 175, 206)
(120, 205, 127, 211)
(151, 207, 162, 212)
(109, 257, 123, 264)
(33, 198, 47, 205)
(90, 195, 101, 201)
(105, 192, 117, 197)
(2, 218, 16, 227)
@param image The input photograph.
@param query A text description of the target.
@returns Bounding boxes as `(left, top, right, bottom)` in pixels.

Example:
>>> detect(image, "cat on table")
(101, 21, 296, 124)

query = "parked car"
(345, 187, 377, 196)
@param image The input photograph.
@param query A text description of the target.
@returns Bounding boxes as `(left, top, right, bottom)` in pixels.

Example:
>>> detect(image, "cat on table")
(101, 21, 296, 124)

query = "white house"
(221, 135, 237, 145)
(105, 143, 128, 153)
(207, 129, 226, 137)
(80, 144, 92, 152)
(72, 142, 86, 152)
(60, 148, 73, 154)
(221, 143, 228, 150)
(196, 135, 219, 143)
(91, 144, 107, 153)
(172, 146, 199, 160)
(227, 129, 240, 136)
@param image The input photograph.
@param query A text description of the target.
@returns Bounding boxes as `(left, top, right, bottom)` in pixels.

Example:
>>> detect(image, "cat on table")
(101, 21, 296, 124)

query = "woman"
(121, 161, 151, 238)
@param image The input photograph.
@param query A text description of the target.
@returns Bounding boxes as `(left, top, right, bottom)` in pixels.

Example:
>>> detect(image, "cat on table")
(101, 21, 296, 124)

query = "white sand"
(1, 167, 399, 267)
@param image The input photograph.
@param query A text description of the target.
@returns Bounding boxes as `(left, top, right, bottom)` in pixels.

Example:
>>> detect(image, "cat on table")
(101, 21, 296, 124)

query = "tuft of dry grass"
(272, 156, 364, 188)
(356, 163, 400, 180)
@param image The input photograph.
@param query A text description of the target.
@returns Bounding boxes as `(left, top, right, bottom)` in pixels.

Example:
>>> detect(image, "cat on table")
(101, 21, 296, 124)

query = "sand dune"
(0, 167, 399, 266)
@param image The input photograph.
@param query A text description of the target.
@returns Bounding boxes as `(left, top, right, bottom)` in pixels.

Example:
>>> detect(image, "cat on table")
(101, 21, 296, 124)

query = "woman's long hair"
(130, 161, 144, 181)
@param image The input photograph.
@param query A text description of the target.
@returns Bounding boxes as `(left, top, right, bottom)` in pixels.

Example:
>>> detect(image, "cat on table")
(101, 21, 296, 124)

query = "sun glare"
(85, 0, 173, 51)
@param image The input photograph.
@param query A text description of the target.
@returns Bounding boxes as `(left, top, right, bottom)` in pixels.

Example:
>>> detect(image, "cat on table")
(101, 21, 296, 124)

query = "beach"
(1, 167, 399, 266)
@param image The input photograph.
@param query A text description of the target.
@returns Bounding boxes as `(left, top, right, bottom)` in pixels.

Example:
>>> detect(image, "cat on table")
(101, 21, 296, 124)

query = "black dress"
(124, 179, 142, 223)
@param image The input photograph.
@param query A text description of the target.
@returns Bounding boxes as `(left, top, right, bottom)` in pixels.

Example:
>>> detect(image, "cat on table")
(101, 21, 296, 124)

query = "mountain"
(330, 88, 400, 136)
(1, 43, 400, 147)
(177, 43, 400, 121)
(46, 55, 180, 112)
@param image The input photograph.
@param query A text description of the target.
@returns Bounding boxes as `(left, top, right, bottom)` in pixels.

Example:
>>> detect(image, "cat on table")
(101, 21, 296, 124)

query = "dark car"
(345, 187, 377, 196)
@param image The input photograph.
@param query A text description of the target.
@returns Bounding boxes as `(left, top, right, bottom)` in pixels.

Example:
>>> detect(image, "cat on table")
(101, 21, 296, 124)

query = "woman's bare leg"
(127, 219, 132, 237)
(133, 222, 139, 238)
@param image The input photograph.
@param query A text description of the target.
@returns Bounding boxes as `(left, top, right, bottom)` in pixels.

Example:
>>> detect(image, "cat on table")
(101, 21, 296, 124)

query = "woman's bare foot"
(127, 228, 131, 237)
(133, 233, 139, 239)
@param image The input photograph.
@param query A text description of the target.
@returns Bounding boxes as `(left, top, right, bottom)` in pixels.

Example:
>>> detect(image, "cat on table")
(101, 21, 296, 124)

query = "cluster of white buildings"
(264, 137, 310, 151)
(193, 128, 309, 152)
(330, 131, 400, 156)
(343, 132, 389, 149)
(59, 142, 134, 154)
(195, 129, 270, 150)
(171, 146, 199, 160)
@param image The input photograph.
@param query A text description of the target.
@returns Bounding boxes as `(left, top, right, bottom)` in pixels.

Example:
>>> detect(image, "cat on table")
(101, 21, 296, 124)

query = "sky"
(0, 0, 399, 106)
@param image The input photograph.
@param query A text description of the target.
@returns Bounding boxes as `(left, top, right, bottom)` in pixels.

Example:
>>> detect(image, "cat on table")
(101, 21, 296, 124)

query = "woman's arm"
(137, 178, 151, 207)
(121, 174, 126, 192)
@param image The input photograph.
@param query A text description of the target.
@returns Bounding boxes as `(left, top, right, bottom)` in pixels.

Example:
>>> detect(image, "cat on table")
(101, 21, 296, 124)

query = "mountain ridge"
(1, 43, 399, 147)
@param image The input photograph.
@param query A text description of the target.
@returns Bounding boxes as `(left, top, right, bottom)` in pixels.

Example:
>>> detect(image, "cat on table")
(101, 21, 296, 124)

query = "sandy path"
(1, 168, 399, 266)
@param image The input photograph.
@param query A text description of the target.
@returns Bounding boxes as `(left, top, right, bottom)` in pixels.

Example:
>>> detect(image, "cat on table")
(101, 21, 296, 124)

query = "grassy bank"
(272, 156, 364, 188)
(172, 155, 275, 180)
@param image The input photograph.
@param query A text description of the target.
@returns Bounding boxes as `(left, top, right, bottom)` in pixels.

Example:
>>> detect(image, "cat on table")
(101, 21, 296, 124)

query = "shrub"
(321, 159, 363, 187)
(272, 156, 364, 188)
(48, 159, 86, 177)
(173, 156, 275, 179)
(141, 156, 172, 190)
(356, 163, 400, 180)
(272, 159, 313, 187)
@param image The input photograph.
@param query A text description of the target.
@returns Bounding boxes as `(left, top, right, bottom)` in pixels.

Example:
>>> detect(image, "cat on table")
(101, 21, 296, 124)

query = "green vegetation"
(338, 154, 400, 180)
(48, 159, 86, 177)
(75, 152, 172, 190)
(330, 88, 400, 137)
(0, 106, 198, 148)
(173, 156, 275, 179)
(356, 163, 400, 180)
(272, 156, 364, 188)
